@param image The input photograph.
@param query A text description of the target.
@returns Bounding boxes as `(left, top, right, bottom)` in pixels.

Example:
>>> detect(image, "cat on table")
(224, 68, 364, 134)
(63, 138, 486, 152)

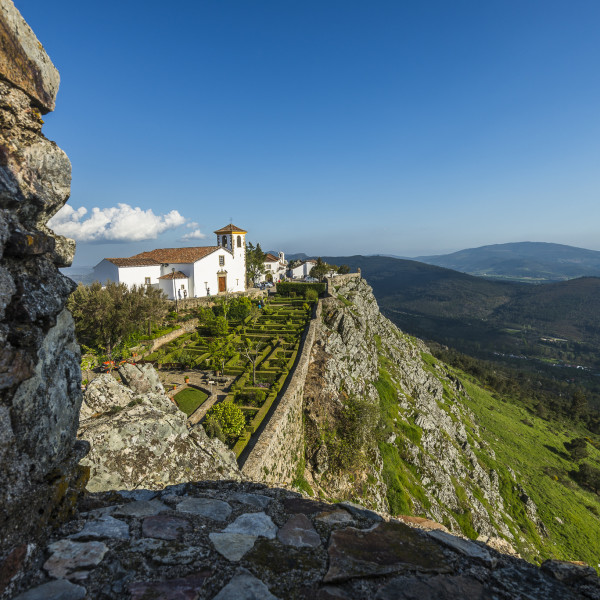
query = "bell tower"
(214, 223, 247, 259)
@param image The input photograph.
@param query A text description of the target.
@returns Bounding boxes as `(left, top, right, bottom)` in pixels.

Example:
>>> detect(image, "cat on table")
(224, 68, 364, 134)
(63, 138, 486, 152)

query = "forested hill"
(319, 255, 600, 341)
(321, 255, 517, 318)
(414, 241, 600, 282)
(317, 256, 600, 409)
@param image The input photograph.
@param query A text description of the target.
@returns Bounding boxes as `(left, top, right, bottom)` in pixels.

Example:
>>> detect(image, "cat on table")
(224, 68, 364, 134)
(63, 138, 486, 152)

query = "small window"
(181, 284, 185, 290)
(265, 264, 271, 270)
(219, 255, 225, 266)
(144, 277, 151, 285)
(237, 236, 241, 247)
(222, 235, 227, 246)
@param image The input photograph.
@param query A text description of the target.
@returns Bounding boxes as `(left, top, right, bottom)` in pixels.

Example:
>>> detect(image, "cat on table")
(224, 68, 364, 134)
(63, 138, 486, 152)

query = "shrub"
(237, 389, 266, 407)
(565, 437, 589, 461)
(572, 462, 600, 493)
(277, 282, 326, 297)
(206, 402, 245, 441)
(305, 288, 318, 302)
(204, 416, 226, 443)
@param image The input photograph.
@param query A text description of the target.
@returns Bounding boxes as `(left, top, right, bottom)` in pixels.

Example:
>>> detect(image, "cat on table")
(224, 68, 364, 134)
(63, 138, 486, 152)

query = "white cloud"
(48, 203, 186, 242)
(182, 228, 206, 240)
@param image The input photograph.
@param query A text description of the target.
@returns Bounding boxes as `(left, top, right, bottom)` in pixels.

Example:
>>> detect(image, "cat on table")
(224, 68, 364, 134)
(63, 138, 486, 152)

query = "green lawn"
(174, 387, 208, 416)
(458, 375, 600, 566)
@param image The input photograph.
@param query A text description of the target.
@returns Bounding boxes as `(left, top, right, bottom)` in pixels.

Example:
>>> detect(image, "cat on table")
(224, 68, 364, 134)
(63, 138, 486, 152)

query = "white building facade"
(287, 260, 316, 279)
(92, 224, 247, 299)
(260, 251, 287, 282)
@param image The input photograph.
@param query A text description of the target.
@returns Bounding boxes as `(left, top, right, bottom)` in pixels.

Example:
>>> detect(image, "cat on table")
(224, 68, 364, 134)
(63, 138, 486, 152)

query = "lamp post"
(172, 268, 178, 311)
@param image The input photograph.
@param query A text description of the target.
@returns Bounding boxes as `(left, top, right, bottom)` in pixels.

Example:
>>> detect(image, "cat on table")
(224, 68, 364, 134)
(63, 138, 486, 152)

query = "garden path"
(187, 392, 227, 426)
(159, 369, 233, 425)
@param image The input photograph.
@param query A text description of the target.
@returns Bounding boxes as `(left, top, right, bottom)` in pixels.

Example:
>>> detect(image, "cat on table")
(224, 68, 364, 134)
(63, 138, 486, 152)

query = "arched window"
(222, 235, 227, 246)
(237, 236, 241, 247)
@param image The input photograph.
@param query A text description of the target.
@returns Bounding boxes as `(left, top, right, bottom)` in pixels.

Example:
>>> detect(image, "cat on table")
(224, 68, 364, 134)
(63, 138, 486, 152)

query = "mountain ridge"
(414, 241, 600, 282)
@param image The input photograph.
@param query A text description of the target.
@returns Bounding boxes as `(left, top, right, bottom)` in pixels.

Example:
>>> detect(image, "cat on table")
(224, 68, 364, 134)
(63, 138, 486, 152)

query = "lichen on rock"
(78, 365, 243, 491)
(0, 2, 85, 593)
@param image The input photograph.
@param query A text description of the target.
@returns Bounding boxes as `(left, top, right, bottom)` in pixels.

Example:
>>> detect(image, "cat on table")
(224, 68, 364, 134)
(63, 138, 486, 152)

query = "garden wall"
(174, 288, 266, 310)
(148, 319, 199, 353)
(241, 301, 322, 484)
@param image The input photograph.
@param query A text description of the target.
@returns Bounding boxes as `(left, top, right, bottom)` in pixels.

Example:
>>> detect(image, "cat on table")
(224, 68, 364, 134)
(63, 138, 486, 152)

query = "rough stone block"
(0, 0, 60, 112)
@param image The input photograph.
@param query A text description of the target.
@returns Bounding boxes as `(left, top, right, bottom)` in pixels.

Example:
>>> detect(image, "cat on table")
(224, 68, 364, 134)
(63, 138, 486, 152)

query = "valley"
(314, 255, 600, 414)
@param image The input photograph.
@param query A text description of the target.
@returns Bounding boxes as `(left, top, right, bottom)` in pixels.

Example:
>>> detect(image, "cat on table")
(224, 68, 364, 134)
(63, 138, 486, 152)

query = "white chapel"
(92, 224, 247, 299)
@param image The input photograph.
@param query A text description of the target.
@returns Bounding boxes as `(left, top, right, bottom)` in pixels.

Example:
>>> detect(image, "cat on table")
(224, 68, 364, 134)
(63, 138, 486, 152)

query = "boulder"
(78, 366, 242, 491)
(80, 374, 136, 419)
(118, 363, 165, 395)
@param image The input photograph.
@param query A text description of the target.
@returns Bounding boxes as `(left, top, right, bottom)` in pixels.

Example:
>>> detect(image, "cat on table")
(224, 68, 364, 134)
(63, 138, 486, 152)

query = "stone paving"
(11, 482, 599, 600)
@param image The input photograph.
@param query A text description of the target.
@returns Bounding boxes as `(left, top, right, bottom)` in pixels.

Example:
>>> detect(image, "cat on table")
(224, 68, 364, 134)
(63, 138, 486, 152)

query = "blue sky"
(16, 0, 600, 266)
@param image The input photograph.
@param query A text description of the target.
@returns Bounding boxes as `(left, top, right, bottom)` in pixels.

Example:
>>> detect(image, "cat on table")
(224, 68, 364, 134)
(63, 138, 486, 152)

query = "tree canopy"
(246, 242, 266, 286)
(67, 282, 169, 358)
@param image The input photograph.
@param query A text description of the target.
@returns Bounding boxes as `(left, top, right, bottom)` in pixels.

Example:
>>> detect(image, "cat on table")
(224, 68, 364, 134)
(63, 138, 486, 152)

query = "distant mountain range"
(316, 254, 600, 404)
(414, 242, 600, 282)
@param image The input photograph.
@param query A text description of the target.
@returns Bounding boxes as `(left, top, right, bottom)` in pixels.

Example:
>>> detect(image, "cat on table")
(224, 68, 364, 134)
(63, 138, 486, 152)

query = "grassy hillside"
(298, 276, 600, 569)
(377, 342, 600, 566)
(457, 371, 600, 564)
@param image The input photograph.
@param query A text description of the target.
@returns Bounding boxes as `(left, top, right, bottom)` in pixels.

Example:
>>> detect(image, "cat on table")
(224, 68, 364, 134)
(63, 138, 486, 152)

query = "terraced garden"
(144, 295, 314, 458)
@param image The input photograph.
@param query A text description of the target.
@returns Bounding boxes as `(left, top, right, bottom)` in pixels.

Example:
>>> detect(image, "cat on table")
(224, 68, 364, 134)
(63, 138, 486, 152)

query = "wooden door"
(218, 275, 226, 293)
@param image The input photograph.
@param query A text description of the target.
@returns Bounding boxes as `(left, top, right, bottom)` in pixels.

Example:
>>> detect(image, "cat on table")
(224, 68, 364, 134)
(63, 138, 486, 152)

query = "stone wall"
(147, 318, 199, 353)
(326, 272, 361, 296)
(241, 301, 322, 484)
(0, 2, 88, 594)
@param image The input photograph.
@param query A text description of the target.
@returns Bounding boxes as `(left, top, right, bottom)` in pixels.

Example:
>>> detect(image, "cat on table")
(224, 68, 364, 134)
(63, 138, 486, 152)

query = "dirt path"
(187, 392, 228, 426)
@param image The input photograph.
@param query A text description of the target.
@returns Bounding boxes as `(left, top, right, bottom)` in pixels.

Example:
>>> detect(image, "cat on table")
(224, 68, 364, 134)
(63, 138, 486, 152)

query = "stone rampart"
(147, 319, 199, 353)
(326, 272, 361, 295)
(0, 2, 88, 594)
(241, 300, 322, 484)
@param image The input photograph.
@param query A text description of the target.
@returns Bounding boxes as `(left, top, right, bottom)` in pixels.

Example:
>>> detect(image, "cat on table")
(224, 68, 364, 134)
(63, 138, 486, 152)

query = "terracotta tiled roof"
(106, 257, 160, 267)
(264, 253, 279, 262)
(158, 271, 188, 280)
(131, 246, 220, 264)
(214, 224, 247, 234)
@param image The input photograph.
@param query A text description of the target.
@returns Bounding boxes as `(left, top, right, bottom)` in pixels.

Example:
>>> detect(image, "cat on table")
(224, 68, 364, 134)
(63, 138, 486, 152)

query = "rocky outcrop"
(11, 482, 600, 600)
(78, 366, 242, 491)
(303, 276, 541, 551)
(0, 0, 60, 113)
(303, 281, 388, 511)
(0, 2, 86, 594)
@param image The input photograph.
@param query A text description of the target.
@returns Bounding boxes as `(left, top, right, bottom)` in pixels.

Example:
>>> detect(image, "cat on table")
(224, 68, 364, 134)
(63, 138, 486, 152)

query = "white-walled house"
(287, 259, 316, 279)
(260, 252, 287, 282)
(93, 224, 247, 299)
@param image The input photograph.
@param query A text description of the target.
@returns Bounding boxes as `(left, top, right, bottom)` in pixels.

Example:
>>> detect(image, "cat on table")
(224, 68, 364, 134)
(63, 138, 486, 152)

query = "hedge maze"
(144, 295, 314, 458)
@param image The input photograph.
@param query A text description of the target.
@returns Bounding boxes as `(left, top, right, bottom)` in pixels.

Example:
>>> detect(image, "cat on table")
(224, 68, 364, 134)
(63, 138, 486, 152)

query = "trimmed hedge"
(276, 282, 326, 297)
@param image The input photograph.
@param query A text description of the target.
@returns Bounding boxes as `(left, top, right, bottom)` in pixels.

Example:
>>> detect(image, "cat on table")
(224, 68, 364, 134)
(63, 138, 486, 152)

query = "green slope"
(377, 343, 600, 566)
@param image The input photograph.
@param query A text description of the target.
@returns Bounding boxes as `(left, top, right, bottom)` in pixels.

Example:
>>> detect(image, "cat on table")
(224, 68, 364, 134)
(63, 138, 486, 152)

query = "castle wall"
(0, 3, 88, 593)
(241, 300, 322, 484)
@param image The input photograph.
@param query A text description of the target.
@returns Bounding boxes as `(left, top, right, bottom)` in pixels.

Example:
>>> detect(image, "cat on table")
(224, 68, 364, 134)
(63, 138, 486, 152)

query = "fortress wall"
(0, 1, 89, 593)
(148, 319, 199, 353)
(326, 272, 361, 295)
(241, 300, 322, 484)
